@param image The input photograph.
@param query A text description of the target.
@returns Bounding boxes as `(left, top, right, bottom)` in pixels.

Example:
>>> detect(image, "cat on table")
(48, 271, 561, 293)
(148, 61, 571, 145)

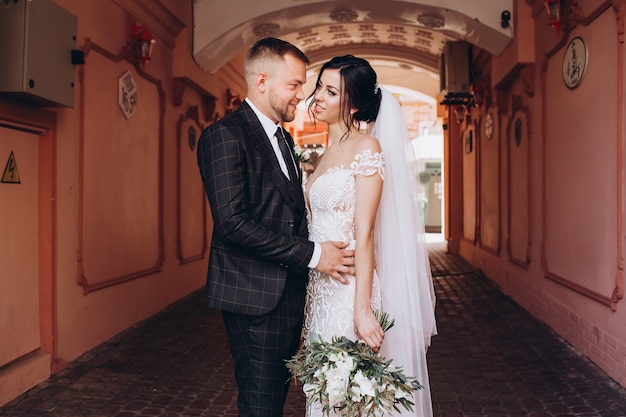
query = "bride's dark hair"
(308, 55, 382, 140)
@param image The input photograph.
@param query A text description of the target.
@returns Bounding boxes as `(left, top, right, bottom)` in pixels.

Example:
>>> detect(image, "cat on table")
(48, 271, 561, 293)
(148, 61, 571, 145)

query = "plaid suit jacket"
(197, 101, 314, 316)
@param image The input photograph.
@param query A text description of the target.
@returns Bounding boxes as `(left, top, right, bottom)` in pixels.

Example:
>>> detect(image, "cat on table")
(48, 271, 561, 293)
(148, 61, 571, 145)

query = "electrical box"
(0, 0, 77, 108)
(440, 41, 470, 97)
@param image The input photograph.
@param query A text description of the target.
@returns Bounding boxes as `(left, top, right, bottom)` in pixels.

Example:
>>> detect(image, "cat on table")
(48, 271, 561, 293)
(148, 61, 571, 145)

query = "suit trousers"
(222, 276, 306, 417)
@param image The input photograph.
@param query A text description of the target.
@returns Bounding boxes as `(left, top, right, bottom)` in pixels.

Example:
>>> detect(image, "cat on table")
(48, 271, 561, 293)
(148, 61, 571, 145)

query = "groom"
(197, 37, 353, 416)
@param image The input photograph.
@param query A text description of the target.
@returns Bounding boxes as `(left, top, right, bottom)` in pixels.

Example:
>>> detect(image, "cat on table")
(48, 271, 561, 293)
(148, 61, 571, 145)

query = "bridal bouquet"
(286, 311, 422, 416)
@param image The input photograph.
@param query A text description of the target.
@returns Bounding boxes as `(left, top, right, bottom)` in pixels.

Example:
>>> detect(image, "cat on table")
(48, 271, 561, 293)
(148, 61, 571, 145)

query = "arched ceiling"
(192, 0, 514, 99)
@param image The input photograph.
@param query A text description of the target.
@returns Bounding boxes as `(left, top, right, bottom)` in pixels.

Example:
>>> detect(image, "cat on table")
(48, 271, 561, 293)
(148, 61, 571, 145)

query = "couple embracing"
(197, 37, 437, 417)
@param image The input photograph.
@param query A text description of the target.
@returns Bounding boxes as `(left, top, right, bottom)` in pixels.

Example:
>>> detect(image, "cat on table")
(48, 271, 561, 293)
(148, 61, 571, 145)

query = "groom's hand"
(316, 241, 355, 284)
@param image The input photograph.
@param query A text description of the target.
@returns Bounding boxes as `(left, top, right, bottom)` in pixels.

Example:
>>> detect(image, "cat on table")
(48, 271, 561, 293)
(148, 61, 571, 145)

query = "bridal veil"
(370, 87, 437, 416)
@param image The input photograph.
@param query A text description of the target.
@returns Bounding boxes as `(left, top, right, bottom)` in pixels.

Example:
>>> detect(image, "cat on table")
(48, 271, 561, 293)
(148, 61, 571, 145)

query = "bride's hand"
(354, 308, 384, 352)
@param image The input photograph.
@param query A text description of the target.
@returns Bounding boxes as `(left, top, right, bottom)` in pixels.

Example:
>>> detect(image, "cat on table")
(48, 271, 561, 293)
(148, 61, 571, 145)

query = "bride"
(302, 55, 437, 416)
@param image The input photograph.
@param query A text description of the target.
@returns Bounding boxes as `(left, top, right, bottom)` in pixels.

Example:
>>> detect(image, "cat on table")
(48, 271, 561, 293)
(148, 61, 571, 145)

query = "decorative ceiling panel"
(192, 0, 514, 97)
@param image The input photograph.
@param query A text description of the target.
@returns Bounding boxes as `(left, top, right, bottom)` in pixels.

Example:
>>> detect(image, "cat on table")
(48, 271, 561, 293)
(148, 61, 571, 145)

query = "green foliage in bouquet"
(286, 310, 422, 416)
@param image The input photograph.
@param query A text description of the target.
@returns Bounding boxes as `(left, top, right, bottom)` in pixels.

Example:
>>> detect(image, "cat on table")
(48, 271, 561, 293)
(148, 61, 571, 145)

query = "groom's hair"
(244, 37, 309, 82)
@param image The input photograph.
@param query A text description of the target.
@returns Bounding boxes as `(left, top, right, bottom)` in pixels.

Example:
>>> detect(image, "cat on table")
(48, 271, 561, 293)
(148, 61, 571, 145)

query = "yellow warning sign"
(1, 151, 21, 184)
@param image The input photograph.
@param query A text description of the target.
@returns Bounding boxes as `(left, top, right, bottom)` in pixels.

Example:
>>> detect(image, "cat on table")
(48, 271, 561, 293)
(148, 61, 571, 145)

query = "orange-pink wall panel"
(81, 57, 161, 285)
(0, 128, 41, 367)
(479, 109, 500, 253)
(543, 15, 618, 299)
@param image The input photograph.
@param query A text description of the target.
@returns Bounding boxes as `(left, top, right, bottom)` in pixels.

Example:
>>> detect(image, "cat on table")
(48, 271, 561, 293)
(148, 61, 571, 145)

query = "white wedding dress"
(302, 89, 435, 417)
(303, 149, 384, 417)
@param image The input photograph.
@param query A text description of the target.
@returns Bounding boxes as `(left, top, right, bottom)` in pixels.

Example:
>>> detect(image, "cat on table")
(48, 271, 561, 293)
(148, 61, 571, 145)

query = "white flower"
(329, 351, 356, 372)
(324, 367, 349, 405)
(303, 382, 318, 397)
(328, 351, 341, 363)
(348, 383, 362, 402)
(293, 144, 312, 164)
(352, 370, 376, 398)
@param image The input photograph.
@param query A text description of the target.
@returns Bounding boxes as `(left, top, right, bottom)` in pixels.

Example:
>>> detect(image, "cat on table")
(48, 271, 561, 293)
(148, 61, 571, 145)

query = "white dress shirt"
(244, 98, 321, 268)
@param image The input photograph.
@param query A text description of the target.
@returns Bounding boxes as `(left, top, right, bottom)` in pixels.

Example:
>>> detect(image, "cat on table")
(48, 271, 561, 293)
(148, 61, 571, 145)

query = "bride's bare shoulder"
(349, 133, 382, 153)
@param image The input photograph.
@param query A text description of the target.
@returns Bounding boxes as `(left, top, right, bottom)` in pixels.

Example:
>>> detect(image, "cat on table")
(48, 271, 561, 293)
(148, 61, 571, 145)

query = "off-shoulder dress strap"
(350, 149, 385, 179)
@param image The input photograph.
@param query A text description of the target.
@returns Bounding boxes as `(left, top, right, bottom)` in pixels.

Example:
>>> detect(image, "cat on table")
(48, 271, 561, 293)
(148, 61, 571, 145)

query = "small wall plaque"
(118, 70, 138, 119)
(562, 37, 587, 89)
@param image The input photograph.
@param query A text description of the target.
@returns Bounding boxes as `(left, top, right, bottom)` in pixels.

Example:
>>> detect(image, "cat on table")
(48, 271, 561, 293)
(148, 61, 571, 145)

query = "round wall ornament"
(484, 112, 494, 140)
(562, 37, 587, 89)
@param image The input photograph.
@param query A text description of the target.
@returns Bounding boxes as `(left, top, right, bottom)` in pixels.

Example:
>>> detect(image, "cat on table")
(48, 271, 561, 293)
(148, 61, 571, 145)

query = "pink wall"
(51, 0, 208, 362)
(457, 0, 626, 387)
(0, 0, 239, 404)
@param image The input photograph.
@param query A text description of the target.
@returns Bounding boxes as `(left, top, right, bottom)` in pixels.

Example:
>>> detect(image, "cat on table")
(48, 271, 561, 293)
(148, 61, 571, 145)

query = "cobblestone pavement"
(2, 238, 626, 416)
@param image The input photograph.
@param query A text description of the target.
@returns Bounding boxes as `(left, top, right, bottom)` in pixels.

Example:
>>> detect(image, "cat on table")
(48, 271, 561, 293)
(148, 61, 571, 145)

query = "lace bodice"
(306, 150, 385, 245)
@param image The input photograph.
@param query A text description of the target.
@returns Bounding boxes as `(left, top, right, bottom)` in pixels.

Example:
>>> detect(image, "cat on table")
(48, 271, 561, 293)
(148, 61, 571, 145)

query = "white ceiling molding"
(193, 0, 513, 72)
(192, 0, 514, 98)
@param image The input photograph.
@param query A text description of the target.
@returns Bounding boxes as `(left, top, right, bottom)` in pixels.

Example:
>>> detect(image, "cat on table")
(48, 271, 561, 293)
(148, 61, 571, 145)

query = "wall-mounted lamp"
(453, 105, 466, 124)
(544, 0, 564, 34)
(130, 23, 155, 68)
(471, 79, 489, 108)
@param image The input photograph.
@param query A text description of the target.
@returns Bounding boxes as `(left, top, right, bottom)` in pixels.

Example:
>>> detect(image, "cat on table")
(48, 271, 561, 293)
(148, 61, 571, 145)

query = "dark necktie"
(275, 127, 299, 182)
